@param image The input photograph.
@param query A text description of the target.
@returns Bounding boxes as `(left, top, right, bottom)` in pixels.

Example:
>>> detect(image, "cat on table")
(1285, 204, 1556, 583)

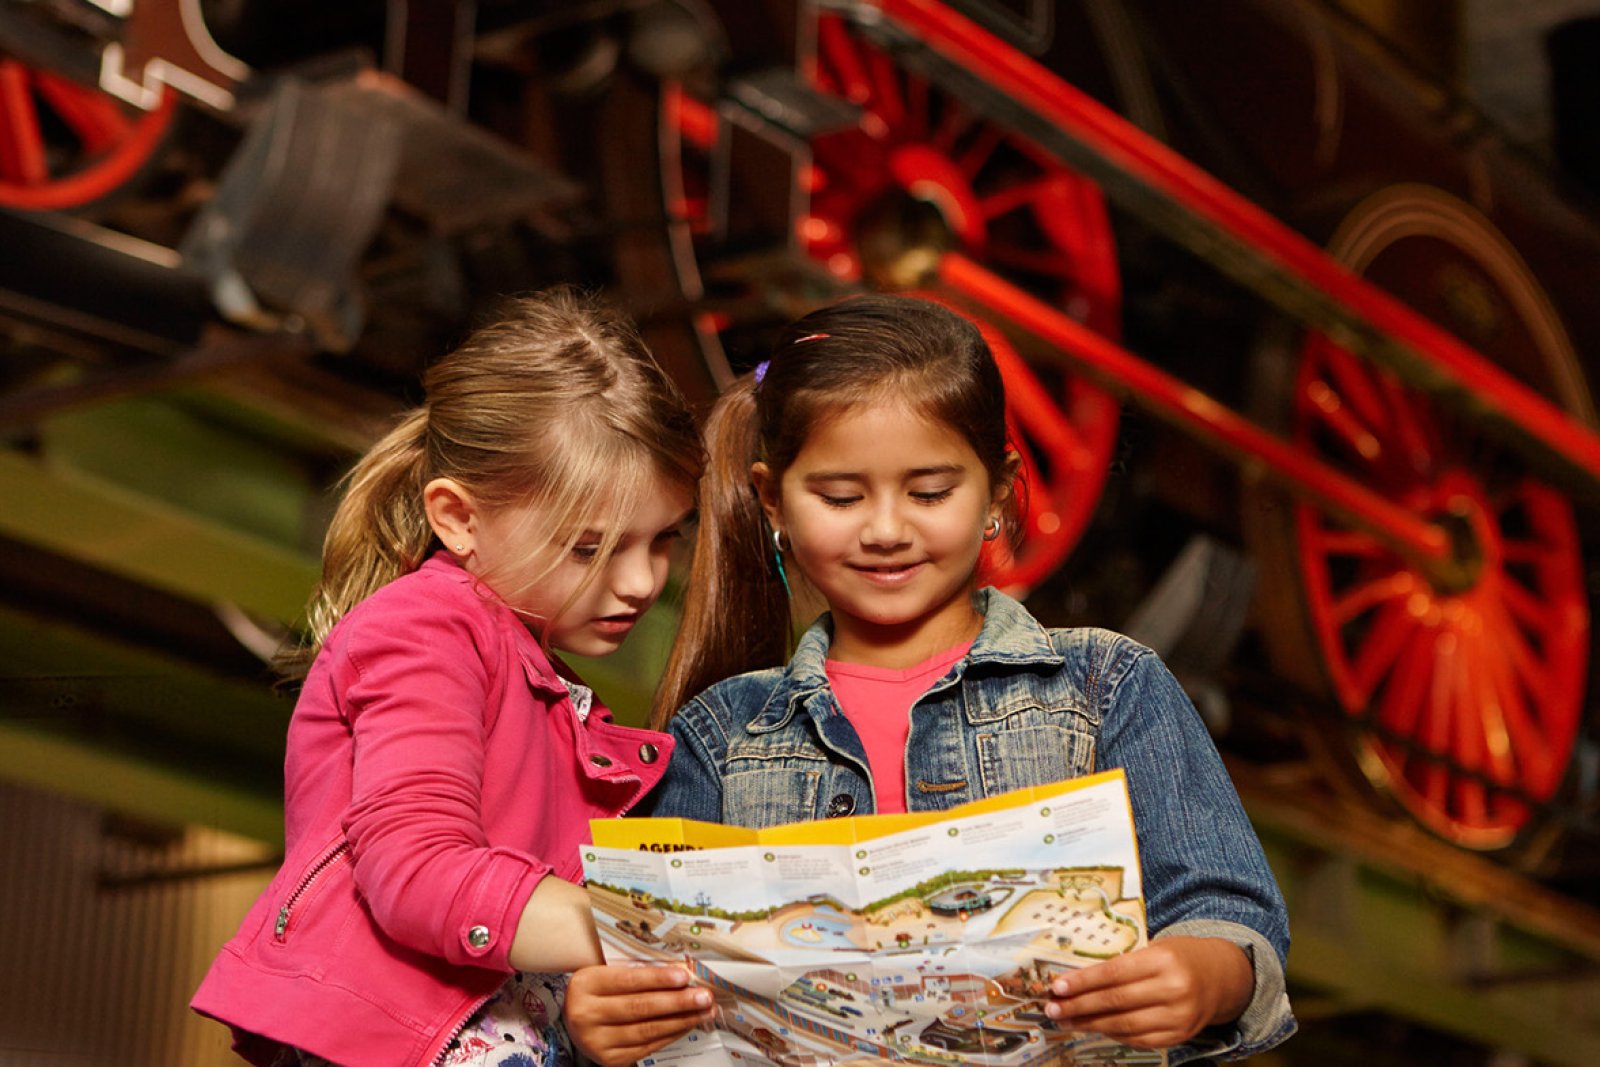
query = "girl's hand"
(1043, 936, 1252, 1049)
(564, 964, 715, 1067)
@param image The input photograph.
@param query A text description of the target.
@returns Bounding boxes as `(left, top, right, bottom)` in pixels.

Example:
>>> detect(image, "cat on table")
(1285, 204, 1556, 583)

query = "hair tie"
(795, 332, 829, 343)
(753, 360, 771, 384)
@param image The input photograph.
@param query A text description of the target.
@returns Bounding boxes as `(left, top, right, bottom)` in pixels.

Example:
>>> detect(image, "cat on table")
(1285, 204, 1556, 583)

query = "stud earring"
(454, 543, 466, 553)
(982, 517, 1002, 542)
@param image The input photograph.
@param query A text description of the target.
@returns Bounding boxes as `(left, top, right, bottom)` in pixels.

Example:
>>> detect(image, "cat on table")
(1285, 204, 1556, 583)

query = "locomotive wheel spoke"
(980, 176, 1060, 222)
(1467, 641, 1518, 786)
(956, 122, 1005, 178)
(1318, 338, 1391, 434)
(35, 71, 131, 154)
(1329, 567, 1412, 627)
(1481, 610, 1555, 774)
(1314, 526, 1389, 560)
(0, 59, 47, 185)
(1374, 626, 1432, 740)
(1383, 375, 1440, 476)
(0, 54, 174, 210)
(817, 14, 874, 105)
(1349, 598, 1416, 703)
(1305, 375, 1383, 465)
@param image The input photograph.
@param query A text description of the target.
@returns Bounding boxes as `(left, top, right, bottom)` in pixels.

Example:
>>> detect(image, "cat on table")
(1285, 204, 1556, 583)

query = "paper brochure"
(583, 770, 1165, 1067)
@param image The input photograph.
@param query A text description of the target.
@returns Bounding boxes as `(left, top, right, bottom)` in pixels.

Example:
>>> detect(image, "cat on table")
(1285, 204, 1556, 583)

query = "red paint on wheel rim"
(0, 59, 173, 211)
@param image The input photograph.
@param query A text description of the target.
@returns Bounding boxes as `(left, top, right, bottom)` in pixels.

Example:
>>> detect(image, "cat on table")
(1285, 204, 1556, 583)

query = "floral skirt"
(274, 972, 573, 1067)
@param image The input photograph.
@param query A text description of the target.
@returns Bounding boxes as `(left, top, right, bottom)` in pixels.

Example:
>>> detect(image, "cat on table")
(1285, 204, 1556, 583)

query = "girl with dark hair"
(567, 293, 1294, 1066)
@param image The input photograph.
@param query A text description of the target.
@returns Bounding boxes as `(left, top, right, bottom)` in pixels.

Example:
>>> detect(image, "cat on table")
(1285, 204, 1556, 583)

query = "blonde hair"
(281, 287, 701, 677)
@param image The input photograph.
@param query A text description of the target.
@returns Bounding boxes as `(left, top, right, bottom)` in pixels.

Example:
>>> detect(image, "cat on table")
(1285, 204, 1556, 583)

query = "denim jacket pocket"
(974, 718, 1096, 795)
(722, 765, 823, 828)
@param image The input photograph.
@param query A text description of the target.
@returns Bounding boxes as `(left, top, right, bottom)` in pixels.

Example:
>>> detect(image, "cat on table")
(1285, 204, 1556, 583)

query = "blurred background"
(3, 1, 1600, 1064)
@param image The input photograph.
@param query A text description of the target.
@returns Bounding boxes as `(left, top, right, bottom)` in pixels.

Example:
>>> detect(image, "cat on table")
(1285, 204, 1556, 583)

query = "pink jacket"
(192, 553, 673, 1067)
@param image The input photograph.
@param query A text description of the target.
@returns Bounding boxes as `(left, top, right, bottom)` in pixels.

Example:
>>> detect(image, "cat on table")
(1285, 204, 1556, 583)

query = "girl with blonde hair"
(194, 287, 713, 1067)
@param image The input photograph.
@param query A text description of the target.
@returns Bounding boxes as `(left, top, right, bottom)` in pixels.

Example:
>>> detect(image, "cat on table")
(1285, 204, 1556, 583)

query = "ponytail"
(652, 377, 790, 726)
(277, 409, 433, 677)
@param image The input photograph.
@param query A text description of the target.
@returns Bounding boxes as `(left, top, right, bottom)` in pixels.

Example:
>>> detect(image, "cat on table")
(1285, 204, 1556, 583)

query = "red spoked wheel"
(1291, 337, 1588, 846)
(1254, 186, 1593, 851)
(806, 13, 1121, 592)
(662, 12, 1124, 592)
(0, 57, 174, 211)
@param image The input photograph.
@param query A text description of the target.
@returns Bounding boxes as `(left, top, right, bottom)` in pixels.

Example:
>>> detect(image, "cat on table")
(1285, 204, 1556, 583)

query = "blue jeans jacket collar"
(750, 587, 1058, 735)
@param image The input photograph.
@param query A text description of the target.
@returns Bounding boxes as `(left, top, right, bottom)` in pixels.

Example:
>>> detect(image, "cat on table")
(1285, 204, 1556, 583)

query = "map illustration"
(583, 770, 1165, 1067)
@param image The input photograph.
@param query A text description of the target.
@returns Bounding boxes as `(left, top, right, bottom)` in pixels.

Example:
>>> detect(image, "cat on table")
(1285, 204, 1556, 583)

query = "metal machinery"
(3, 1, 1600, 1062)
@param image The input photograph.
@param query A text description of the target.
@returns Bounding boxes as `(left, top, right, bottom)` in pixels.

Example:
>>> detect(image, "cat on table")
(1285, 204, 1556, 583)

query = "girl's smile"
(850, 559, 927, 585)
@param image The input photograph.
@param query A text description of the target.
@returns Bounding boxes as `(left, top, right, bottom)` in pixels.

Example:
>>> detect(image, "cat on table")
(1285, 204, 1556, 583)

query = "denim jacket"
(649, 588, 1295, 1063)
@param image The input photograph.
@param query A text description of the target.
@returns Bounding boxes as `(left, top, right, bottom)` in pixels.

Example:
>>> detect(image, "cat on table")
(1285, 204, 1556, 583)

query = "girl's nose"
(611, 548, 661, 603)
(860, 499, 909, 548)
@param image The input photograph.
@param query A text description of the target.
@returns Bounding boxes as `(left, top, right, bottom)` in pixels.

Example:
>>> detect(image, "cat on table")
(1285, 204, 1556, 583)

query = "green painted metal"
(0, 600, 291, 842)
(0, 721, 286, 845)
(1242, 767, 1600, 1067)
(0, 444, 320, 626)
(42, 399, 325, 548)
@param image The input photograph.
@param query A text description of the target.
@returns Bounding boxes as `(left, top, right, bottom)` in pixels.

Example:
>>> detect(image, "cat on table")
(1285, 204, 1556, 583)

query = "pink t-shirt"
(826, 642, 973, 814)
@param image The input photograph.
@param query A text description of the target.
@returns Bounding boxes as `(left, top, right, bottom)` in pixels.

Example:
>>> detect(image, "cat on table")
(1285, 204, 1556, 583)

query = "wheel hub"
(1418, 481, 1492, 596)
(856, 190, 957, 289)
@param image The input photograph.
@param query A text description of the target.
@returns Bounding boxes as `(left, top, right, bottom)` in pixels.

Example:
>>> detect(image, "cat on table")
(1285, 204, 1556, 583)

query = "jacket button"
(589, 754, 613, 768)
(467, 925, 491, 949)
(825, 794, 856, 818)
(638, 743, 659, 764)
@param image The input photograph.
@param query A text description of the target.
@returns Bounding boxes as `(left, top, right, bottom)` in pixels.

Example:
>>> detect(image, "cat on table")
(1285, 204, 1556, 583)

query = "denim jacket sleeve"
(1090, 636, 1296, 1061)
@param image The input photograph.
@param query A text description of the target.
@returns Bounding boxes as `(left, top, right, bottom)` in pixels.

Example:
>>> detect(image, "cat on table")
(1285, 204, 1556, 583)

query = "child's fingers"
(1045, 966, 1205, 1047)
(587, 987, 714, 1025)
(564, 966, 715, 1067)
(1047, 952, 1155, 999)
(607, 1007, 717, 1058)
(570, 963, 695, 998)
(574, 1004, 717, 1067)
(1043, 1004, 1190, 1049)
(1044, 978, 1151, 1026)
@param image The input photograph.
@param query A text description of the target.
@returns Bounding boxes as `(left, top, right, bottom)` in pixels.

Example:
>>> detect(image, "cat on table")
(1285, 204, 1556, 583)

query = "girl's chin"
(547, 631, 623, 658)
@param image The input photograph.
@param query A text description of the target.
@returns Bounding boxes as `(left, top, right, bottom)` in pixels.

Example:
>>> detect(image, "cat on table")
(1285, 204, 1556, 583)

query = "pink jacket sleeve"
(336, 594, 548, 972)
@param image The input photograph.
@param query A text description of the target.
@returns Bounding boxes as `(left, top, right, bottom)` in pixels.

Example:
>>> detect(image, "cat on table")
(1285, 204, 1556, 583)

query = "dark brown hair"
(652, 293, 1016, 724)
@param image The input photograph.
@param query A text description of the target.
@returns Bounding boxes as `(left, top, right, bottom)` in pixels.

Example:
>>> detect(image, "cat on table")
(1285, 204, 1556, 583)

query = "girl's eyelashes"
(656, 509, 697, 548)
(814, 488, 954, 507)
(570, 523, 685, 563)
